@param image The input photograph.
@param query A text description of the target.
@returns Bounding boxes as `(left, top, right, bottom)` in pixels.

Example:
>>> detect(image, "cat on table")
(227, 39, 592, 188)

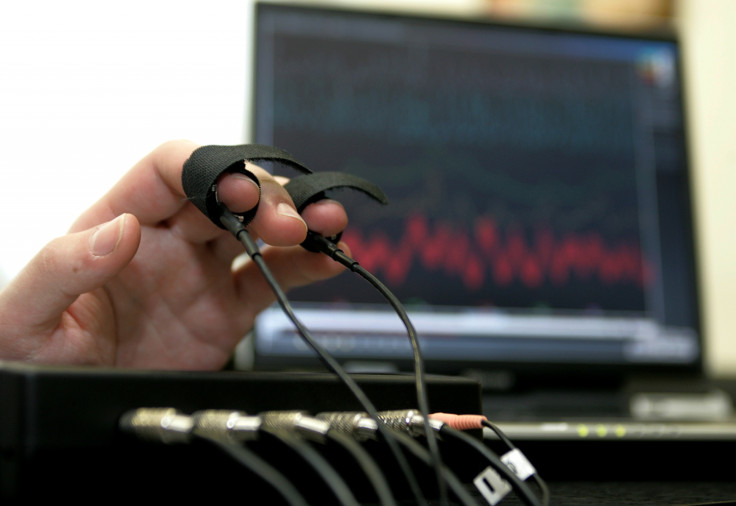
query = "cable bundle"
(116, 144, 551, 504)
(119, 406, 549, 505)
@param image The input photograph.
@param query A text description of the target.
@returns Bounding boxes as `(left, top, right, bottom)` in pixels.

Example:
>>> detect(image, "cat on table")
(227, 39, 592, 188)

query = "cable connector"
(474, 466, 513, 506)
(378, 409, 444, 436)
(191, 410, 262, 443)
(317, 411, 380, 441)
(119, 407, 194, 444)
(219, 206, 261, 258)
(301, 230, 360, 268)
(429, 412, 487, 431)
(500, 448, 537, 482)
(259, 410, 332, 444)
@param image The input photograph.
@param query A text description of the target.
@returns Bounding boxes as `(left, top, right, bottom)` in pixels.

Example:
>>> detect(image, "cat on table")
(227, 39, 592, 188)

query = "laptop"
(245, 2, 736, 477)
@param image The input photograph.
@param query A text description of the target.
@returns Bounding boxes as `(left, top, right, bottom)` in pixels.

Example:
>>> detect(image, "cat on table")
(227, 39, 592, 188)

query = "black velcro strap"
(285, 171, 389, 251)
(284, 172, 389, 212)
(182, 144, 312, 228)
(183, 144, 388, 237)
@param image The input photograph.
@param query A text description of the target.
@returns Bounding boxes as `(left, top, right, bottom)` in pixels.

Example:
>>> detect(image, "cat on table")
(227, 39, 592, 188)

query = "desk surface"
(488, 481, 736, 506)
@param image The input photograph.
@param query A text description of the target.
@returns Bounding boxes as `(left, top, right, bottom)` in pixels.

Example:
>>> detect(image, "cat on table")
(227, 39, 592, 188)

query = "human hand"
(0, 140, 349, 369)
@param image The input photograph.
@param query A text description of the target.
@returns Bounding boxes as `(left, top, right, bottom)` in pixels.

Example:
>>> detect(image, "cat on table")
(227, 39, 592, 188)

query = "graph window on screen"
(250, 3, 701, 375)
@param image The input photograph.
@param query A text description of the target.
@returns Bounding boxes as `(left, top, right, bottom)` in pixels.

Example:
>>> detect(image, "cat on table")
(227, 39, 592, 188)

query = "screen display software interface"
(250, 3, 700, 375)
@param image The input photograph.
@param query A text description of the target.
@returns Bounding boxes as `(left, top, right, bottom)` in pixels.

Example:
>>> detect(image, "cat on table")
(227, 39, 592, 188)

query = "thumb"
(0, 213, 141, 336)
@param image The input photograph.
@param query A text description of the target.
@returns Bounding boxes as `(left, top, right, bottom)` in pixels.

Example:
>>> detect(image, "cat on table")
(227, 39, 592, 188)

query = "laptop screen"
(249, 2, 702, 382)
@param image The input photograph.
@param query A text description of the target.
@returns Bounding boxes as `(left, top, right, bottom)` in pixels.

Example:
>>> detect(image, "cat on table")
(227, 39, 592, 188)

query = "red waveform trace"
(342, 214, 655, 291)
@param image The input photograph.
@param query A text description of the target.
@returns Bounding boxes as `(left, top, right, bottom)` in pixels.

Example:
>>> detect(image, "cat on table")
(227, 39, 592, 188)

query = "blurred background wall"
(677, 0, 736, 379)
(0, 0, 733, 376)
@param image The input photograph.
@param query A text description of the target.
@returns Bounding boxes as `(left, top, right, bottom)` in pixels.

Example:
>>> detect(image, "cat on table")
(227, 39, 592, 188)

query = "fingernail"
(90, 214, 126, 257)
(230, 171, 261, 188)
(277, 202, 307, 228)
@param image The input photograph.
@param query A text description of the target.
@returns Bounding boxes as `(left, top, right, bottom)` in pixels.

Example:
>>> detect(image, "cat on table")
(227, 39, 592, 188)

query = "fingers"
(231, 164, 309, 246)
(0, 214, 141, 357)
(233, 240, 352, 321)
(229, 194, 351, 325)
(299, 198, 348, 237)
(216, 165, 348, 247)
(164, 164, 264, 243)
(70, 140, 350, 264)
(70, 140, 200, 232)
(215, 171, 262, 214)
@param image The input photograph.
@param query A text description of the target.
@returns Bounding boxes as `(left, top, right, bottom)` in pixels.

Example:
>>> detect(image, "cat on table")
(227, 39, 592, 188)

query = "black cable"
(325, 430, 397, 506)
(196, 433, 309, 506)
(258, 410, 397, 506)
(318, 411, 477, 506)
(438, 424, 542, 506)
(303, 231, 449, 506)
(262, 428, 360, 506)
(481, 419, 550, 506)
(219, 209, 428, 506)
(387, 427, 479, 506)
(120, 408, 309, 506)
